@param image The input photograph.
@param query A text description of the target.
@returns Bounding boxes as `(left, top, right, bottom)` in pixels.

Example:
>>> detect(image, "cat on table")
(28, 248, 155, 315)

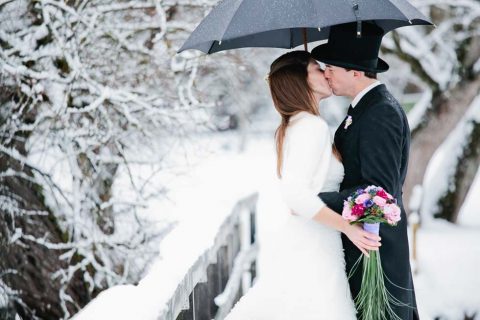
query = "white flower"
(344, 115, 353, 129)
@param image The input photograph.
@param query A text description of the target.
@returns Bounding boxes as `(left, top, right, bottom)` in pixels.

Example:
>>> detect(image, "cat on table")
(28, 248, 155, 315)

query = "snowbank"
(414, 220, 480, 319)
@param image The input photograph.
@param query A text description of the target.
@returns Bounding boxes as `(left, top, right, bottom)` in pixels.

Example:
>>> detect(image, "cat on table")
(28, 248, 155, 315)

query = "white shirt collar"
(351, 81, 382, 108)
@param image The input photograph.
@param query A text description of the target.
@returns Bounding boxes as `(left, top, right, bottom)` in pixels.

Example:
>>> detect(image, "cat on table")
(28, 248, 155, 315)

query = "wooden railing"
(158, 192, 259, 320)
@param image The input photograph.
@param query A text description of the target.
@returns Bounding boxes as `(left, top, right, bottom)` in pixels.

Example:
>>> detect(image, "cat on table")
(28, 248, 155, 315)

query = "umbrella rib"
(289, 29, 294, 49)
(381, 0, 412, 23)
(207, 40, 216, 54)
(219, 0, 249, 42)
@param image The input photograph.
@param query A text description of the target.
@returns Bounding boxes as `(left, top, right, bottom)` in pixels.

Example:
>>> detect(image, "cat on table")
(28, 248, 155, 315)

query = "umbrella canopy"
(178, 0, 433, 54)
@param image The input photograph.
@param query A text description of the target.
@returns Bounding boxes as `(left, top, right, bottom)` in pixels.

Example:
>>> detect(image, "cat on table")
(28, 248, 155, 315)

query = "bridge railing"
(161, 192, 259, 320)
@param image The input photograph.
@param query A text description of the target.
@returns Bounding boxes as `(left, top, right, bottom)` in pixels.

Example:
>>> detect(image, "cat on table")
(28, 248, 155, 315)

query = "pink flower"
(352, 204, 365, 217)
(342, 201, 356, 221)
(373, 196, 387, 207)
(384, 204, 401, 224)
(342, 203, 353, 219)
(355, 193, 371, 205)
(376, 189, 389, 199)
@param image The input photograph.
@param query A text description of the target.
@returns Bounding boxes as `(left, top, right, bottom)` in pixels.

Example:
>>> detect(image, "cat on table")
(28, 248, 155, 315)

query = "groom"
(311, 22, 419, 319)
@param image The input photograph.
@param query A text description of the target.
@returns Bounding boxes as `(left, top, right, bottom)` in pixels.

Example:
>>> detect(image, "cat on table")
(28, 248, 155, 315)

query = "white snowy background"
(1, 0, 479, 319)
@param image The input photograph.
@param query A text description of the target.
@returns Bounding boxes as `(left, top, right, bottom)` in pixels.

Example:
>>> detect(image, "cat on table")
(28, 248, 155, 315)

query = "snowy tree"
(0, 0, 271, 318)
(382, 0, 480, 222)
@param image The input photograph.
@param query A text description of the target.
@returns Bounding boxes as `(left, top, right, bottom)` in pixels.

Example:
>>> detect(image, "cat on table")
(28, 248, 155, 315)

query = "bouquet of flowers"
(342, 185, 405, 320)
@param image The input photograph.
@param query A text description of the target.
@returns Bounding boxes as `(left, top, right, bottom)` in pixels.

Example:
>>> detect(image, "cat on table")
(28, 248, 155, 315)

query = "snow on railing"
(73, 192, 259, 320)
(161, 192, 259, 320)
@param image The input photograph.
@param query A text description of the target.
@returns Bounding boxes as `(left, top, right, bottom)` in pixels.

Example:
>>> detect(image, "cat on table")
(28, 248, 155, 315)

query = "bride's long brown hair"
(268, 51, 339, 178)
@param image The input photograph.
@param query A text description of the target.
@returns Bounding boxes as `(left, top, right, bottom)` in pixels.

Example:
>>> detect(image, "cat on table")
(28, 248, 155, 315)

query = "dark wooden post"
(226, 233, 235, 277)
(207, 263, 220, 316)
(249, 208, 257, 280)
(218, 245, 229, 292)
(193, 281, 211, 320)
(176, 293, 194, 320)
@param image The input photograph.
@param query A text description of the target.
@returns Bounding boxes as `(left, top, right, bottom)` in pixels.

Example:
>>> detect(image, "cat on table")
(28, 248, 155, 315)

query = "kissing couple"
(225, 22, 419, 320)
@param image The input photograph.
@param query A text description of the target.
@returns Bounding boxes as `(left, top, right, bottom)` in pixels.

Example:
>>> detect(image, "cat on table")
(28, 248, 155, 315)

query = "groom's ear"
(352, 70, 364, 79)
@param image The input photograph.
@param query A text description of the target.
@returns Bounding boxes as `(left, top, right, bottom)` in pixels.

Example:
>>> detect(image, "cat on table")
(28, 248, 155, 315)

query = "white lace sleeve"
(279, 116, 333, 219)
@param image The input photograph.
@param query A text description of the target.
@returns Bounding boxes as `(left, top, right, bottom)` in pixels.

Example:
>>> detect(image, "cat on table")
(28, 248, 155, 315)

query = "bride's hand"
(343, 223, 381, 258)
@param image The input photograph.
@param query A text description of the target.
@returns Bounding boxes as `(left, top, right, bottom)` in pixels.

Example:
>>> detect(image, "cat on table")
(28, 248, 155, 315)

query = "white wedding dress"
(224, 112, 357, 320)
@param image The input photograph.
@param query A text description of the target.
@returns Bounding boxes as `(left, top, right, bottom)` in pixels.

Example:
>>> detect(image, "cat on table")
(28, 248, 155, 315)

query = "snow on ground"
(74, 103, 479, 320)
(414, 220, 480, 319)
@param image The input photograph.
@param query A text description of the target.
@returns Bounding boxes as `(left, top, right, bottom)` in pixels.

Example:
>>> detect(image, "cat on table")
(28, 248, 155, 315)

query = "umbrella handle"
(303, 28, 308, 51)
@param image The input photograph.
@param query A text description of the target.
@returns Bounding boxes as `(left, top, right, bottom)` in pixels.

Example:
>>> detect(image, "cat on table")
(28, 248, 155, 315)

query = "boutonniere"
(344, 115, 353, 130)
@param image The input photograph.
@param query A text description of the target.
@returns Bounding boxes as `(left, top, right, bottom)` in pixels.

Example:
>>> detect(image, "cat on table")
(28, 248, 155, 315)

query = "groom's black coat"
(319, 84, 419, 320)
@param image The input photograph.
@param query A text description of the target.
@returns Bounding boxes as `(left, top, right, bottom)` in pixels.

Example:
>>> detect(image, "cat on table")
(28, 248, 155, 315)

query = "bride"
(224, 51, 382, 320)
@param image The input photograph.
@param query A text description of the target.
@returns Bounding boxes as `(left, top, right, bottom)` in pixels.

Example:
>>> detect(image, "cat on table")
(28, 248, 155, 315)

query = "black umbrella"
(178, 0, 433, 54)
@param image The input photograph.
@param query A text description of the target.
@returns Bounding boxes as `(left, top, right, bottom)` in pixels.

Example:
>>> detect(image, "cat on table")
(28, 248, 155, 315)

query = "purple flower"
(355, 193, 371, 204)
(364, 199, 374, 208)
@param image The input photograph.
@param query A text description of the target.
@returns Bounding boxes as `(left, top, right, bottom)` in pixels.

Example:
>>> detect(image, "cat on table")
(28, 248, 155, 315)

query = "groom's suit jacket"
(319, 84, 419, 320)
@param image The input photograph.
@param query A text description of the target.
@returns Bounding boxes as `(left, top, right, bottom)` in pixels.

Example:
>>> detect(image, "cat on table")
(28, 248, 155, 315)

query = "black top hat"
(311, 22, 389, 73)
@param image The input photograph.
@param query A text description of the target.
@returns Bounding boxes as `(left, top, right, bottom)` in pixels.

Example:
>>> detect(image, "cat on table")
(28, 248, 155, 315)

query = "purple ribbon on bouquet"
(363, 222, 380, 235)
